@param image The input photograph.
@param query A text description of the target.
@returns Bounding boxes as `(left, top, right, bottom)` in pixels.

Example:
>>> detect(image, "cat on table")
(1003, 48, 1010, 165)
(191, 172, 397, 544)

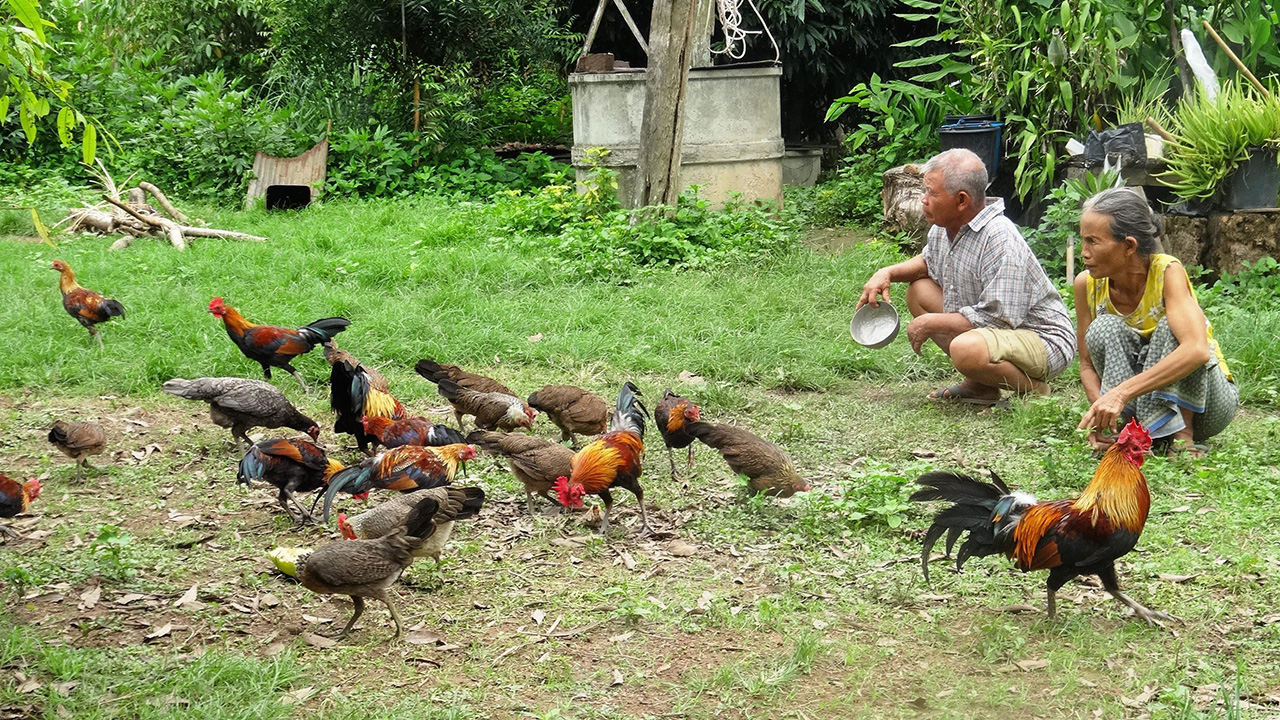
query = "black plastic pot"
(1223, 147, 1279, 210)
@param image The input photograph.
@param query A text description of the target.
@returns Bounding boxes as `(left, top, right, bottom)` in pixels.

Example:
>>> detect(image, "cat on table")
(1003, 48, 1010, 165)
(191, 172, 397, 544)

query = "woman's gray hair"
(922, 148, 988, 203)
(1081, 187, 1161, 255)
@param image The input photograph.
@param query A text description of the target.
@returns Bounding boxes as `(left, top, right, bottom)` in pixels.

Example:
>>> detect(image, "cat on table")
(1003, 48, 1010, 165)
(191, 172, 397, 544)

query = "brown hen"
(686, 421, 810, 497)
(467, 429, 574, 514)
(527, 385, 608, 446)
(47, 420, 106, 482)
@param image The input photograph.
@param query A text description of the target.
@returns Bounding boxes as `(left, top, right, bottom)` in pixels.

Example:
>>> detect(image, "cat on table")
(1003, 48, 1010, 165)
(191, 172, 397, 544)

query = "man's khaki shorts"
(970, 328, 1050, 381)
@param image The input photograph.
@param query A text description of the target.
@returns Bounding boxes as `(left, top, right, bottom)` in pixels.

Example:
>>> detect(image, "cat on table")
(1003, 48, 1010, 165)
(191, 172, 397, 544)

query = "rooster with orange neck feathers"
(52, 259, 125, 347)
(554, 382, 651, 535)
(911, 419, 1172, 626)
(208, 297, 349, 391)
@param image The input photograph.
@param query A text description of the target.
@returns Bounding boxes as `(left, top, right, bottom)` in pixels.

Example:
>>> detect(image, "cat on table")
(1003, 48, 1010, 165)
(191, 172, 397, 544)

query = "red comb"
(1117, 418, 1150, 446)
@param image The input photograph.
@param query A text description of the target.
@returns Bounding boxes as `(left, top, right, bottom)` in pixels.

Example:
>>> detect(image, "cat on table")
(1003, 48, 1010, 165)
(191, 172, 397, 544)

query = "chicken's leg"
(667, 448, 678, 481)
(334, 595, 365, 639)
(379, 591, 405, 639)
(1097, 564, 1176, 626)
(280, 487, 314, 525)
(1045, 587, 1057, 619)
(89, 326, 103, 349)
(687, 445, 695, 469)
(633, 486, 654, 535)
(0, 524, 19, 539)
(285, 365, 310, 393)
(75, 461, 86, 483)
(598, 489, 613, 535)
(277, 491, 302, 523)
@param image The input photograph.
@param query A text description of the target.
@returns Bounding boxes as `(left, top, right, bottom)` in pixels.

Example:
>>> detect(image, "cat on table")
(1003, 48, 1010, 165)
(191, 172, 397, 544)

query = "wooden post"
(634, 0, 699, 208)
(691, 0, 715, 68)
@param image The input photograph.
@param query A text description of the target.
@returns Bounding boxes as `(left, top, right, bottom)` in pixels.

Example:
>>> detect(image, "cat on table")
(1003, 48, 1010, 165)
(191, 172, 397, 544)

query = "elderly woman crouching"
(1074, 188, 1238, 456)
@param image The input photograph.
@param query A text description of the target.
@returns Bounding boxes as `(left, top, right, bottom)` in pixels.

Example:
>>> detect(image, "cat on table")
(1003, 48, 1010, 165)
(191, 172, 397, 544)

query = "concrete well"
(568, 64, 783, 208)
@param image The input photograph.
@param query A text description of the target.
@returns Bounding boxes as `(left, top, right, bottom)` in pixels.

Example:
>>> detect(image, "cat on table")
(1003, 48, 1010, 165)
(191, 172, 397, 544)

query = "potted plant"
(1161, 80, 1280, 210)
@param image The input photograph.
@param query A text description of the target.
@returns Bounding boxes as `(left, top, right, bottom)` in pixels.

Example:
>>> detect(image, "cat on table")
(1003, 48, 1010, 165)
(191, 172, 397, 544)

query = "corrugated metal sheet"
(244, 139, 328, 209)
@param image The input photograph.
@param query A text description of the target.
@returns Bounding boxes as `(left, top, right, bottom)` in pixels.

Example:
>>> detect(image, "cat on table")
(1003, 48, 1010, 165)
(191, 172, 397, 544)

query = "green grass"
(1, 191, 1278, 719)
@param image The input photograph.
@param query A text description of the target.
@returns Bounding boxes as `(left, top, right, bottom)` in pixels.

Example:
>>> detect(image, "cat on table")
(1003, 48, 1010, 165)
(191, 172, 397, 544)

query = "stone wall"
(1163, 211, 1280, 277)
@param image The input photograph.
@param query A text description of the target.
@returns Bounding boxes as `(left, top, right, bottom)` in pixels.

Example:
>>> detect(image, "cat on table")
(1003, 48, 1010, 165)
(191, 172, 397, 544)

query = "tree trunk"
(633, 0, 699, 209)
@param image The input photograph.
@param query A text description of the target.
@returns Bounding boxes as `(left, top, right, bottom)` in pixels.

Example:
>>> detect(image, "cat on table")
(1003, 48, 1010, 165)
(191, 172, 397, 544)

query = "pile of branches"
(65, 166, 265, 251)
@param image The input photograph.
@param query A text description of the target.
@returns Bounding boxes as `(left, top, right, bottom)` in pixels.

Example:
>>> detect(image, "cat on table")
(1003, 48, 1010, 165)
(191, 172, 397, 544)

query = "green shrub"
(1022, 167, 1122, 281)
(786, 154, 889, 228)
(499, 174, 798, 282)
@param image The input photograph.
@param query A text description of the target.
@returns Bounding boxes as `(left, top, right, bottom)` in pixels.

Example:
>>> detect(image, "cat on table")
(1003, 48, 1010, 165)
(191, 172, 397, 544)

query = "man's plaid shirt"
(922, 198, 1076, 376)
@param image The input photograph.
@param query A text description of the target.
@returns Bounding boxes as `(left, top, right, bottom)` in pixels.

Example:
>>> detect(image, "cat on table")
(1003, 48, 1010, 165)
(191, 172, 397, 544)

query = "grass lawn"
(1, 194, 1278, 719)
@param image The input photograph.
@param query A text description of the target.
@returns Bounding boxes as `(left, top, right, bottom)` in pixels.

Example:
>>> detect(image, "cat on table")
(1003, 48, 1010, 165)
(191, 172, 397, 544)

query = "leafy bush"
(791, 461, 925, 539)
(825, 73, 962, 168)
(893, 0, 1149, 198)
(499, 166, 798, 281)
(1198, 257, 1280, 407)
(785, 154, 886, 228)
(1022, 167, 1123, 280)
(326, 127, 570, 199)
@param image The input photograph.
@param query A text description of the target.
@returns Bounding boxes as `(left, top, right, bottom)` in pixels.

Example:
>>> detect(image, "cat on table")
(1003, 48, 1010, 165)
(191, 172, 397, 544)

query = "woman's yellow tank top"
(1085, 254, 1233, 381)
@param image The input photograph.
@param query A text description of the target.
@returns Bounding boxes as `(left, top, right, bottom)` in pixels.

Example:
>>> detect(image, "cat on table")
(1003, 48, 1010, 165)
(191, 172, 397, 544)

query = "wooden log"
(103, 193, 266, 245)
(633, 0, 699, 208)
(612, 0, 650, 55)
(68, 208, 118, 234)
(1165, 0, 1193, 95)
(579, 0, 610, 60)
(179, 227, 267, 242)
(103, 195, 185, 250)
(691, 0, 714, 67)
(138, 182, 188, 222)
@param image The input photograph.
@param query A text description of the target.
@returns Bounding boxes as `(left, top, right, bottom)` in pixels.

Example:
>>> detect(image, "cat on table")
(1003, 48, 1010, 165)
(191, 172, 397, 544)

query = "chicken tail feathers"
(237, 446, 265, 489)
(322, 465, 370, 522)
(403, 496, 442, 541)
(414, 358, 446, 384)
(297, 317, 350, 345)
(453, 486, 486, 521)
(46, 422, 69, 446)
(611, 381, 647, 437)
(911, 471, 1028, 583)
(434, 377, 464, 402)
(428, 425, 467, 446)
(101, 298, 126, 319)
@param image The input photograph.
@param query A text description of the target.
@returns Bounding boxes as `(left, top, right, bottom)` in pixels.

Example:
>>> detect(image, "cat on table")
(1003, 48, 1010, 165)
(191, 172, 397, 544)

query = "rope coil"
(712, 0, 779, 62)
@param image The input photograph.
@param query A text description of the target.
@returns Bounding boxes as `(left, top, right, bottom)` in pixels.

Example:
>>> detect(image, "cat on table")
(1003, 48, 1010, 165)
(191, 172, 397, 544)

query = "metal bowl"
(850, 302, 900, 349)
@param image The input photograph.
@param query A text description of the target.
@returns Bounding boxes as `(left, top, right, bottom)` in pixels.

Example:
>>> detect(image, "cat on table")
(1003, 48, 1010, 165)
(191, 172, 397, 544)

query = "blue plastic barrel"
(938, 117, 1004, 179)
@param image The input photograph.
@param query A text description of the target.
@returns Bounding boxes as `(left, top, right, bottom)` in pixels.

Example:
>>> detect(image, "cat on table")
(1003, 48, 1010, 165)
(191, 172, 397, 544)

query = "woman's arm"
(1073, 270, 1102, 403)
(1080, 263, 1212, 433)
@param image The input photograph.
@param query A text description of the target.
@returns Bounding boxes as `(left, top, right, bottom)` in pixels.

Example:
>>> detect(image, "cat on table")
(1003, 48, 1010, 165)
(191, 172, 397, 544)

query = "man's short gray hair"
(922, 148, 988, 203)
